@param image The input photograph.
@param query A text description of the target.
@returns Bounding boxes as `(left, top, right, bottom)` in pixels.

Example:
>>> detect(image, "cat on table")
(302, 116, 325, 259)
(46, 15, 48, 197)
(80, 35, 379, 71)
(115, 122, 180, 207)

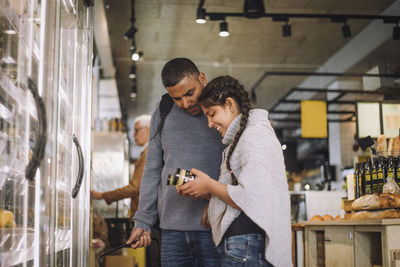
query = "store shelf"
(55, 229, 72, 253)
(0, 70, 38, 121)
(0, 227, 35, 266)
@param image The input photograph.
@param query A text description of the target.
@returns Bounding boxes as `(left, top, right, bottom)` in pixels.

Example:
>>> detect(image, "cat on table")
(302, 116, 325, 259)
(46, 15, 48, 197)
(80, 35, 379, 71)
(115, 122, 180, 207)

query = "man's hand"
(126, 228, 152, 248)
(201, 204, 210, 228)
(90, 190, 103, 200)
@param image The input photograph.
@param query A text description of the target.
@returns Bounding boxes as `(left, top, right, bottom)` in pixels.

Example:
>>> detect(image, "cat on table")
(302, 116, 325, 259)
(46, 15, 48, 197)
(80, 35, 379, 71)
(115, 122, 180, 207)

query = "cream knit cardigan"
(208, 109, 292, 267)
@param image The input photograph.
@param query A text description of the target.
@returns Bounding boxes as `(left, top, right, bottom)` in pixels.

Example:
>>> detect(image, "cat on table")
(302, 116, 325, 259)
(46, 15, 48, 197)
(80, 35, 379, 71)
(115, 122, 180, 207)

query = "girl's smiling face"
(201, 97, 240, 137)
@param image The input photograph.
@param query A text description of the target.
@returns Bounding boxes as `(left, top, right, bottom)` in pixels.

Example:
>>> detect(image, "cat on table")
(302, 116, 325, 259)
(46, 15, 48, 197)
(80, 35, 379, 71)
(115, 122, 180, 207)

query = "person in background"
(179, 75, 292, 266)
(91, 114, 151, 218)
(91, 114, 161, 267)
(127, 58, 224, 267)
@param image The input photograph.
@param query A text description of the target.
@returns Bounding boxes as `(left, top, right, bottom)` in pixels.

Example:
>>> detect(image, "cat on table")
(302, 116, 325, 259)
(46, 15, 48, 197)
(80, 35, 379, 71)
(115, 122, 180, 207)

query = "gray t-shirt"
(134, 103, 224, 231)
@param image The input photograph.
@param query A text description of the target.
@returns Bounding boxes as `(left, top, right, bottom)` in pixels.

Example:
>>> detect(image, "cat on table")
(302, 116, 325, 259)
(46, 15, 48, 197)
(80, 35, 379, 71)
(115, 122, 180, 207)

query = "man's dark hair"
(161, 58, 200, 87)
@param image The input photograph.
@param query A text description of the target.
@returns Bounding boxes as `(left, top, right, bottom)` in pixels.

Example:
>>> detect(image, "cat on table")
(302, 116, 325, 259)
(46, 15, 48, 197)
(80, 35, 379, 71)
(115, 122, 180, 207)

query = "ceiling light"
(282, 23, 291, 37)
(196, 7, 206, 24)
(130, 86, 137, 99)
(393, 24, 400, 40)
(131, 51, 143, 61)
(341, 23, 351, 38)
(281, 144, 287, 150)
(4, 29, 16, 35)
(243, 0, 265, 19)
(123, 26, 137, 40)
(129, 65, 136, 79)
(1, 56, 16, 65)
(219, 21, 229, 37)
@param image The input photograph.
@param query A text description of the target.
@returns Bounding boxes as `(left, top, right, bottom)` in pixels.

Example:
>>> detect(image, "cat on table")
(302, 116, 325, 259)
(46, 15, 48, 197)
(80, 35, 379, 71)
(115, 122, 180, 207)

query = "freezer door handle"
(25, 78, 47, 181)
(72, 134, 85, 198)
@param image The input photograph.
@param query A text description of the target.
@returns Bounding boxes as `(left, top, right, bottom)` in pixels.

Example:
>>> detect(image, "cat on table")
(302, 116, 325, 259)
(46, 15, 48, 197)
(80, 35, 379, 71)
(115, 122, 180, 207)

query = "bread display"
(351, 193, 400, 211)
(351, 209, 400, 220)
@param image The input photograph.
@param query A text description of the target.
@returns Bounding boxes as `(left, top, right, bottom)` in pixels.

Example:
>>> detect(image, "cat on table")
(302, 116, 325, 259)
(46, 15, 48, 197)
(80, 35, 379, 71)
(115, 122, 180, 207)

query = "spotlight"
(244, 0, 265, 19)
(130, 86, 137, 99)
(281, 144, 287, 150)
(4, 29, 16, 35)
(129, 65, 136, 79)
(131, 51, 143, 61)
(219, 21, 229, 37)
(393, 24, 400, 40)
(123, 26, 137, 40)
(341, 23, 351, 38)
(282, 23, 291, 37)
(196, 7, 206, 24)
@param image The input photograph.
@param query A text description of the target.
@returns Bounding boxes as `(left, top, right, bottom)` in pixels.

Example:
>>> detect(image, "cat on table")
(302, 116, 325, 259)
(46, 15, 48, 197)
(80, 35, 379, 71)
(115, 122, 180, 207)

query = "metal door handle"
(72, 134, 84, 198)
(324, 238, 332, 242)
(25, 78, 47, 181)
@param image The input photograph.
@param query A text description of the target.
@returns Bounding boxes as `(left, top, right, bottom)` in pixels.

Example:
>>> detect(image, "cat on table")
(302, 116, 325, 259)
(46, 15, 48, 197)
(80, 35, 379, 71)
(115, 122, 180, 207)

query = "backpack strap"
(151, 93, 174, 140)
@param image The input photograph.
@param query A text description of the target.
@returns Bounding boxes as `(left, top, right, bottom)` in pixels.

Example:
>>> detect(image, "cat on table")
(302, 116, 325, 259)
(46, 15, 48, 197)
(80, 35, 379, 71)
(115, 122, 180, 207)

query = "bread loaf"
(323, 214, 333, 221)
(377, 135, 387, 153)
(351, 209, 400, 220)
(393, 136, 400, 157)
(388, 138, 394, 155)
(310, 215, 323, 221)
(351, 193, 400, 211)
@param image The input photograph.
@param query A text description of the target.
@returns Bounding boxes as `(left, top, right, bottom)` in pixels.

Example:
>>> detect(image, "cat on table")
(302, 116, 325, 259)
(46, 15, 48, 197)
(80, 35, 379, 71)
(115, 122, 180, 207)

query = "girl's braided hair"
(198, 75, 252, 185)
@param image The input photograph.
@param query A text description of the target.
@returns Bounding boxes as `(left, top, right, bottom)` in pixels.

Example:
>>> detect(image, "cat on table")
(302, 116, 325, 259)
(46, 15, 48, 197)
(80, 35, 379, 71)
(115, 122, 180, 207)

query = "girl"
(179, 75, 292, 266)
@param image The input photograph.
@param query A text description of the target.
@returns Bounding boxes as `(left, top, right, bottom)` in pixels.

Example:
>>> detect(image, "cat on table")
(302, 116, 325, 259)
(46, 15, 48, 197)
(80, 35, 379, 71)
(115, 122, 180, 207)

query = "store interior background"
(93, 0, 400, 197)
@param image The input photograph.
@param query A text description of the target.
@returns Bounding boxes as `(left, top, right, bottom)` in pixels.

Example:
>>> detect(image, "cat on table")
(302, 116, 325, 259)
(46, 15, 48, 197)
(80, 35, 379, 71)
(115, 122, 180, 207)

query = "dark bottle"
(387, 156, 396, 182)
(354, 163, 360, 199)
(396, 156, 400, 189)
(376, 157, 385, 194)
(364, 160, 372, 195)
(360, 162, 365, 196)
(371, 158, 378, 194)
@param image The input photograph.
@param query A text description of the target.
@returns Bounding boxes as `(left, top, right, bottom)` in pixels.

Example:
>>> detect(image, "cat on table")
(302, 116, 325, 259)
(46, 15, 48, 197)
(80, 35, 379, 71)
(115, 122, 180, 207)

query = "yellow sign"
(301, 100, 327, 138)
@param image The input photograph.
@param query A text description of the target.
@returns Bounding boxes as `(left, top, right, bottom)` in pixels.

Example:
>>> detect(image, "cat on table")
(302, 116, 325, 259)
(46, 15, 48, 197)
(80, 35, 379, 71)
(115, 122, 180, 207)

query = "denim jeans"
(217, 234, 273, 267)
(160, 229, 220, 267)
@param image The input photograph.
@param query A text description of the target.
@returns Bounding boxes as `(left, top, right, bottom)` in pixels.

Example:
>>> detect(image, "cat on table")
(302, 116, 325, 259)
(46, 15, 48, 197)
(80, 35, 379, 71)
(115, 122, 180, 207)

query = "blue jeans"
(217, 234, 273, 267)
(161, 229, 220, 267)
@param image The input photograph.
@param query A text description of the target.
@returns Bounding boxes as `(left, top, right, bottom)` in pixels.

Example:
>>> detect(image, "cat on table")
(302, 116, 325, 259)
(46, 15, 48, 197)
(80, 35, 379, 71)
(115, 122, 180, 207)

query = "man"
(127, 58, 224, 266)
(91, 114, 151, 218)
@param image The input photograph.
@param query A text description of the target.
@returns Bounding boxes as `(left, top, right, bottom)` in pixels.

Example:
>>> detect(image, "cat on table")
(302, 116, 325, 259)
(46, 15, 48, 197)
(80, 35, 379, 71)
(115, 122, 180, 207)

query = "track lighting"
(123, 26, 137, 40)
(394, 24, 400, 40)
(219, 21, 229, 37)
(130, 86, 137, 99)
(129, 65, 136, 79)
(196, 7, 206, 24)
(243, 0, 265, 19)
(341, 23, 351, 38)
(282, 23, 291, 37)
(131, 51, 143, 61)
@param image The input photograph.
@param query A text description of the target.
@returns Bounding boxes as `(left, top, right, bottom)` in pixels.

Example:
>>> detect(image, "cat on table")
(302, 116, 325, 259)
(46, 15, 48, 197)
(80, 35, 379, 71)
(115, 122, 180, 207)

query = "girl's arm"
(179, 168, 240, 210)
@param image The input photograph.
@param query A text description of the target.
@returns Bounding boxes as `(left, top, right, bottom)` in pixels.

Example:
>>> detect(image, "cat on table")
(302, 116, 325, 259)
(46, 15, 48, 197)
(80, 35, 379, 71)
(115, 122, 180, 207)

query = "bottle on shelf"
(376, 157, 385, 194)
(364, 159, 372, 195)
(354, 163, 360, 199)
(371, 158, 378, 194)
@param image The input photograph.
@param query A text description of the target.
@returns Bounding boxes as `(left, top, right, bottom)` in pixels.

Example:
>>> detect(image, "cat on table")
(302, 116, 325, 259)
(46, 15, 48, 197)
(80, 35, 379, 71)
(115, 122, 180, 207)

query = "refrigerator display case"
(0, 0, 93, 266)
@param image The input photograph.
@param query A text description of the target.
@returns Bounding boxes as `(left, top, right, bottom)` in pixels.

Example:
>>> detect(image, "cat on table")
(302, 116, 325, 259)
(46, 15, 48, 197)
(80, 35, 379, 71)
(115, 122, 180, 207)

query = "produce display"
(0, 209, 16, 228)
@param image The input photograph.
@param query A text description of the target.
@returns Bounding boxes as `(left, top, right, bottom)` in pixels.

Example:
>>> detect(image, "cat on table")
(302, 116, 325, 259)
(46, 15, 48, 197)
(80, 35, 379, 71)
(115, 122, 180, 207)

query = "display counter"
(302, 219, 400, 267)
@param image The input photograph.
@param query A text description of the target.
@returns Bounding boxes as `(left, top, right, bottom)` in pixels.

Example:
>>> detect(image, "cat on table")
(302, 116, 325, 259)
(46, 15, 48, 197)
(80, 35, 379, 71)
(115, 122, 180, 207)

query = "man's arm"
(132, 108, 163, 232)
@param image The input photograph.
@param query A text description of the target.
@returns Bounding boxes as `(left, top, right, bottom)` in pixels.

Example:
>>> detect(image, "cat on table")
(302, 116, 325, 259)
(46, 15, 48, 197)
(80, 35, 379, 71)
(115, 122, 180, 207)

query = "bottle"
(360, 162, 365, 196)
(377, 157, 385, 194)
(387, 156, 395, 183)
(354, 163, 360, 199)
(396, 156, 400, 189)
(371, 158, 378, 194)
(364, 160, 372, 195)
